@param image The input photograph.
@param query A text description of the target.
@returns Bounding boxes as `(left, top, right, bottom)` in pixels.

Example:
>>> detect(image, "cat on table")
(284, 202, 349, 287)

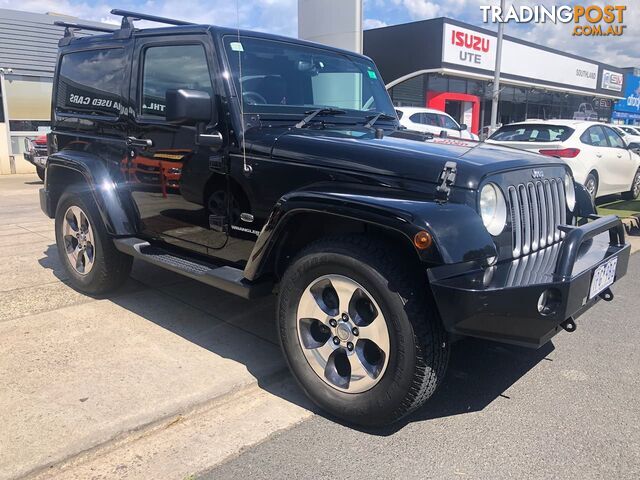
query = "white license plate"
(589, 257, 618, 299)
(33, 156, 47, 167)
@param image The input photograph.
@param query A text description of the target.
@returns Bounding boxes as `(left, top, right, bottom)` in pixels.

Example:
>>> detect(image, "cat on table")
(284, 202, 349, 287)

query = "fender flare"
(574, 182, 596, 217)
(243, 187, 496, 281)
(46, 151, 138, 236)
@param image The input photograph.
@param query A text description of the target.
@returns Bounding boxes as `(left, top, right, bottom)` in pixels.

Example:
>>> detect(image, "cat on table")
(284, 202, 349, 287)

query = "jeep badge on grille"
(532, 169, 545, 179)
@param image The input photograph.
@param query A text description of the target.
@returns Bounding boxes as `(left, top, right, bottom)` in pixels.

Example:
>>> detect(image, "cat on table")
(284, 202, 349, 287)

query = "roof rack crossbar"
(53, 21, 118, 34)
(110, 9, 195, 26)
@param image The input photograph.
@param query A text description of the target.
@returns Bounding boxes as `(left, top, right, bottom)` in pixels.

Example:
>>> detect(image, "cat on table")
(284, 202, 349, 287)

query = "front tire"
(55, 186, 132, 295)
(277, 235, 449, 426)
(36, 166, 45, 182)
(622, 169, 640, 200)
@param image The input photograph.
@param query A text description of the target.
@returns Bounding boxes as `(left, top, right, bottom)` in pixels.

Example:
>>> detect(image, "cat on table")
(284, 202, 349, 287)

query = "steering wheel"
(242, 91, 267, 105)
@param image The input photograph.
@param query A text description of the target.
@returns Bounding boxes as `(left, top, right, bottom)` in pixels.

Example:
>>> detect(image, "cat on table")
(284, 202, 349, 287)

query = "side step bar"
(114, 238, 273, 300)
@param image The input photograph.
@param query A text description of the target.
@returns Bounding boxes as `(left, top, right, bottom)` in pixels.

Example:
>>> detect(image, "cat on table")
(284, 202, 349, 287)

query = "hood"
(254, 127, 566, 190)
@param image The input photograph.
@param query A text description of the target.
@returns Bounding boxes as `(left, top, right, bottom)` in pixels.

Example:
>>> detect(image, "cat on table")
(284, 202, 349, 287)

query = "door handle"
(596, 153, 602, 158)
(617, 153, 623, 158)
(126, 136, 153, 148)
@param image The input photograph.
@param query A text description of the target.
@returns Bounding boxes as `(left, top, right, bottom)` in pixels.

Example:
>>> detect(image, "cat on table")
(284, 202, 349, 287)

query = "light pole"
(0, 67, 15, 174)
(489, 0, 505, 135)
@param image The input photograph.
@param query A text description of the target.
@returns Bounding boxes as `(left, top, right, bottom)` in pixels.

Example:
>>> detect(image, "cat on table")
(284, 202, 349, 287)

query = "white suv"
(396, 107, 479, 140)
(487, 120, 640, 200)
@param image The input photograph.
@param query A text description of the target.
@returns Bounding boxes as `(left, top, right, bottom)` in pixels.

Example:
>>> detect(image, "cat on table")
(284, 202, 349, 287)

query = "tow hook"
(599, 288, 614, 302)
(561, 318, 577, 333)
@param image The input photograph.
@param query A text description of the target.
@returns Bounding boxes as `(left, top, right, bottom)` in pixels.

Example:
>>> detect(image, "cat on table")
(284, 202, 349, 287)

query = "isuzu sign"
(442, 23, 599, 90)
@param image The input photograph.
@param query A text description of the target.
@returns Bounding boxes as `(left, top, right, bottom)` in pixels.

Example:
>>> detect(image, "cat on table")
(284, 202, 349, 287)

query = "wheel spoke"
(330, 277, 357, 314)
(298, 288, 333, 325)
(357, 316, 390, 353)
(348, 352, 372, 386)
(307, 339, 337, 377)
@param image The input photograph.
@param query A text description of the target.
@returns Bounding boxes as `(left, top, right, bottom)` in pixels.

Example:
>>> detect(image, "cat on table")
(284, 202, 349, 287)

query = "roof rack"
(54, 21, 119, 46)
(110, 9, 195, 28)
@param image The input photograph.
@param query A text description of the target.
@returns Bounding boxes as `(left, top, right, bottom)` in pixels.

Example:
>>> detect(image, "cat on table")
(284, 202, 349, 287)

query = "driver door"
(126, 35, 229, 255)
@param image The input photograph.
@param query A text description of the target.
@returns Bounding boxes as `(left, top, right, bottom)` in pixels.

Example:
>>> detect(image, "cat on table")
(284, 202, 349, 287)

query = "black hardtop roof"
(60, 23, 374, 62)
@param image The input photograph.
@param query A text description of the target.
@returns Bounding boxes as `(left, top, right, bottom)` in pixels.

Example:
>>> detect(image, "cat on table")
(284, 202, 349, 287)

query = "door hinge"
(435, 161, 457, 203)
(209, 214, 228, 233)
(208, 155, 225, 172)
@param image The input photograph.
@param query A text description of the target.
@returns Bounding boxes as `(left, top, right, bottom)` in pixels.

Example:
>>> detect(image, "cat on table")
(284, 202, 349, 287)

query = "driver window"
(603, 126, 625, 148)
(439, 114, 458, 129)
(141, 44, 212, 117)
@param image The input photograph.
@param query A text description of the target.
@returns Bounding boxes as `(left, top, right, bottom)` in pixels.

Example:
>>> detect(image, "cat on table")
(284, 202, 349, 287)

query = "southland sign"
(442, 23, 601, 90)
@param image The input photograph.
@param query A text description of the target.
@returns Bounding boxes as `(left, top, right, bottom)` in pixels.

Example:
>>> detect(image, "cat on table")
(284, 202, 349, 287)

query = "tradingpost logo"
(480, 4, 627, 36)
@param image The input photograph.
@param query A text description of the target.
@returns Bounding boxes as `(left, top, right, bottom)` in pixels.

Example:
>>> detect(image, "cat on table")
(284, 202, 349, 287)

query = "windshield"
(489, 124, 574, 142)
(223, 36, 396, 119)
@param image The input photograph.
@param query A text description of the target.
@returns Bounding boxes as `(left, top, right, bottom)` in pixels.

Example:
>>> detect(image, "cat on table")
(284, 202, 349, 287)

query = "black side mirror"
(628, 142, 640, 153)
(166, 89, 213, 124)
(459, 123, 468, 131)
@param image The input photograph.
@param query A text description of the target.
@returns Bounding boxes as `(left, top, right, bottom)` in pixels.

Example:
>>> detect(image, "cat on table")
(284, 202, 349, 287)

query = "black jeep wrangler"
(40, 10, 630, 426)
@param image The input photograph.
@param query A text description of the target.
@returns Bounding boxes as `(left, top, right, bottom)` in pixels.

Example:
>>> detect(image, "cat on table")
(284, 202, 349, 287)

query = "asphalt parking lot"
(1, 173, 639, 480)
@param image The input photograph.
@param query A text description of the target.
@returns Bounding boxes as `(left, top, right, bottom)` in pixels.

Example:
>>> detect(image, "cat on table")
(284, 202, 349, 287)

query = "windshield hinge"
(435, 161, 457, 203)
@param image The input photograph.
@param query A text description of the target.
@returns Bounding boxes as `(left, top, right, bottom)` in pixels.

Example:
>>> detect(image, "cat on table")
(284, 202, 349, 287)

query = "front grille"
(507, 178, 566, 258)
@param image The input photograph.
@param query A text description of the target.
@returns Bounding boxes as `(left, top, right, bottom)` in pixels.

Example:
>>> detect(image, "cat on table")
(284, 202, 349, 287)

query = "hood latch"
(435, 161, 457, 203)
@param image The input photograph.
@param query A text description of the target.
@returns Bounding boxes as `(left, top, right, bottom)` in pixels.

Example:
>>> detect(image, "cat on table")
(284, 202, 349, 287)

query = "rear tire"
(277, 235, 449, 427)
(585, 172, 598, 200)
(36, 166, 45, 182)
(622, 169, 640, 200)
(55, 186, 132, 295)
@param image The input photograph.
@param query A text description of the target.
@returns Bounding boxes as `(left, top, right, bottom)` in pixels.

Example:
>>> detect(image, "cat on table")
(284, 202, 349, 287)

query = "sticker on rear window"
(367, 69, 377, 79)
(230, 42, 244, 52)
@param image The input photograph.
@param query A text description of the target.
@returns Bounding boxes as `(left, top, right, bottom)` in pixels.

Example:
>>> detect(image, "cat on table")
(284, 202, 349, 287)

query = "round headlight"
(565, 173, 576, 212)
(480, 183, 507, 236)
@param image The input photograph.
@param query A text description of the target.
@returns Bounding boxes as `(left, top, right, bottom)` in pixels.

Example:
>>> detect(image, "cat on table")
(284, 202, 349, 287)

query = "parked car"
(487, 120, 640, 200)
(396, 106, 479, 140)
(23, 134, 48, 181)
(611, 125, 640, 144)
(617, 125, 640, 137)
(39, 11, 631, 427)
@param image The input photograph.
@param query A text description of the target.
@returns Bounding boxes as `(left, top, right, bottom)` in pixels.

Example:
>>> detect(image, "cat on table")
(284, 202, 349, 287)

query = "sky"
(0, 0, 637, 67)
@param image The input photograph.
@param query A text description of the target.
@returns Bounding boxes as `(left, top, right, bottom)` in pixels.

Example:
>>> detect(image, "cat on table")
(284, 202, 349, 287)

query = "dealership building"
(0, 9, 108, 174)
(612, 69, 640, 126)
(0, 6, 636, 174)
(363, 18, 628, 136)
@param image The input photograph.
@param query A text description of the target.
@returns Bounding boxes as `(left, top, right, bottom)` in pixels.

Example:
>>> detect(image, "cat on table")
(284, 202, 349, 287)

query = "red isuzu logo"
(451, 30, 490, 52)
(450, 29, 490, 64)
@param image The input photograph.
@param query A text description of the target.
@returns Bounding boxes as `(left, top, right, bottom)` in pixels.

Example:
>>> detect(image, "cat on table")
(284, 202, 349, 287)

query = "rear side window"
(489, 124, 574, 142)
(56, 48, 126, 115)
(580, 126, 608, 146)
(141, 44, 212, 117)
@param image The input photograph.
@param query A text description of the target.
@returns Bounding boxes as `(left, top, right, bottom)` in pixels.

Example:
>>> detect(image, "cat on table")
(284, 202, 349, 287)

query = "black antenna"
(110, 9, 195, 26)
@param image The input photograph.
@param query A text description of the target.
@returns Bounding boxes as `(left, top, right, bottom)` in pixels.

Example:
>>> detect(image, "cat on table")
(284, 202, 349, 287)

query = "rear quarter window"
(56, 48, 127, 116)
(490, 124, 574, 142)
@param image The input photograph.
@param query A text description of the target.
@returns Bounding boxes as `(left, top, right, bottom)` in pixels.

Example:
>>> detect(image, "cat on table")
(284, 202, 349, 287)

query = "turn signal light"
(538, 148, 581, 158)
(414, 231, 433, 250)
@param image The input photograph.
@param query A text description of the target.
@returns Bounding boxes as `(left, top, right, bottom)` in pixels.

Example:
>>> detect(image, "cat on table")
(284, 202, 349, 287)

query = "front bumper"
(428, 215, 630, 348)
(24, 152, 48, 168)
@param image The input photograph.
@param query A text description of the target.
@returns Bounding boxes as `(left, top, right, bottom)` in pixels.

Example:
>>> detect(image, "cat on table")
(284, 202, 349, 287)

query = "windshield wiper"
(364, 112, 397, 128)
(295, 108, 347, 128)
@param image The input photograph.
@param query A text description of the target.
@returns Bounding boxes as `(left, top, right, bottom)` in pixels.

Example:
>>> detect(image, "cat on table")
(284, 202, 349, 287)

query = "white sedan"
(396, 107, 479, 140)
(612, 125, 640, 144)
(486, 120, 640, 200)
